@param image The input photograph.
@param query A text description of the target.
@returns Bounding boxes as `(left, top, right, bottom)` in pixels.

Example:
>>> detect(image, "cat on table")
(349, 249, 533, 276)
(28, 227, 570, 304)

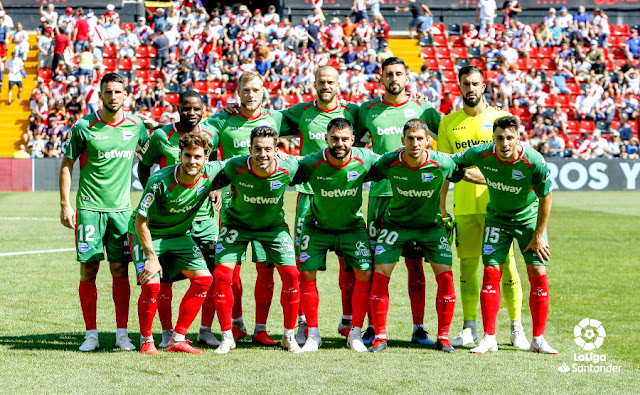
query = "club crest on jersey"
(122, 130, 134, 141)
(482, 122, 493, 130)
(404, 109, 417, 118)
(215, 244, 225, 254)
(78, 242, 90, 254)
(197, 186, 206, 196)
(422, 173, 435, 182)
(483, 245, 495, 255)
(300, 252, 310, 262)
(347, 171, 359, 181)
(141, 193, 154, 208)
(375, 245, 386, 255)
(512, 170, 525, 180)
(271, 180, 283, 190)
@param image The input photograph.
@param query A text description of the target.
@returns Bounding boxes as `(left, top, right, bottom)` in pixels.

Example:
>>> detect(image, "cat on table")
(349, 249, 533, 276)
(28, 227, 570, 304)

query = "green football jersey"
(202, 108, 291, 159)
(217, 155, 298, 230)
(139, 122, 219, 221)
(281, 100, 359, 194)
(293, 147, 378, 232)
(370, 150, 463, 229)
(452, 142, 553, 226)
(129, 162, 224, 237)
(63, 112, 148, 212)
(356, 97, 441, 197)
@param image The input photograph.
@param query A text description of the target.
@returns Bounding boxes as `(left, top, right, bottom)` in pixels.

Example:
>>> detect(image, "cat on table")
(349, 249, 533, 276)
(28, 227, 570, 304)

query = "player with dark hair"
(367, 118, 481, 352)
(212, 126, 302, 354)
(132, 132, 222, 354)
(356, 56, 442, 345)
(291, 117, 378, 352)
(59, 72, 148, 351)
(438, 65, 528, 349)
(202, 71, 293, 346)
(452, 115, 557, 354)
(137, 90, 222, 348)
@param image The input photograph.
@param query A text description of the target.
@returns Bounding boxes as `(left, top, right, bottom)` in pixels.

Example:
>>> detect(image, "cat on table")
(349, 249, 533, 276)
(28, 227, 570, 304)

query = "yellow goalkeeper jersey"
(437, 106, 511, 216)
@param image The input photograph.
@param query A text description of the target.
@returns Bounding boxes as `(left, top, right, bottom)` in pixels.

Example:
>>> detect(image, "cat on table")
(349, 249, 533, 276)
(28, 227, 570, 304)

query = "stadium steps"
(388, 35, 423, 73)
(0, 34, 38, 157)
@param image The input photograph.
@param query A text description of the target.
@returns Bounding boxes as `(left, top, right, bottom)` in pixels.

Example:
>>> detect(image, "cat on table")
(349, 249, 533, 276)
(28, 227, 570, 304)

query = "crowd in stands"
(15, 0, 640, 159)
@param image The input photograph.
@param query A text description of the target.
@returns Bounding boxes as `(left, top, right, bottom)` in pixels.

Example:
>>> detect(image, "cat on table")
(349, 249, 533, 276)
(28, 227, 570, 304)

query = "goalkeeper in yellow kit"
(437, 66, 529, 349)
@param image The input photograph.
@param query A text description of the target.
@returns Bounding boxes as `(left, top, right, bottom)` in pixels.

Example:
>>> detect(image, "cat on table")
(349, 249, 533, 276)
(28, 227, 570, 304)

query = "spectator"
(572, 131, 592, 158)
(501, 1, 522, 26)
(72, 8, 90, 53)
(362, 51, 380, 81)
(102, 4, 120, 26)
(12, 22, 29, 61)
(547, 129, 565, 157)
(377, 41, 393, 62)
(396, 0, 432, 40)
(606, 132, 623, 158)
(589, 130, 608, 158)
(555, 7, 573, 32)
(12, 144, 30, 158)
(572, 6, 590, 31)
(6, 51, 24, 105)
(59, 7, 75, 32)
(269, 89, 286, 110)
(617, 115, 634, 142)
(622, 137, 640, 159)
(75, 46, 95, 85)
(37, 28, 54, 69)
(343, 16, 357, 45)
(476, 0, 498, 29)
(40, 2, 59, 28)
(591, 8, 610, 47)
(134, 16, 154, 46)
(351, 0, 368, 23)
(354, 17, 373, 46)
(82, 80, 100, 114)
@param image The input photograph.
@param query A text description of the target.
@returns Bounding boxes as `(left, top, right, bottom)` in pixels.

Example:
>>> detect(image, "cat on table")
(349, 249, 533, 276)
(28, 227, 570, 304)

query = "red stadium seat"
(470, 58, 485, 69)
(424, 58, 439, 70)
(209, 80, 222, 91)
(541, 58, 556, 70)
(103, 58, 117, 72)
(194, 81, 208, 94)
(445, 83, 460, 95)
(285, 94, 300, 105)
(581, 120, 596, 132)
(302, 94, 314, 102)
(350, 95, 363, 103)
(612, 47, 627, 60)
(610, 120, 621, 131)
(134, 70, 149, 82)
(607, 36, 620, 47)
(556, 94, 570, 108)
(432, 23, 446, 34)
(136, 58, 151, 70)
(566, 82, 581, 96)
(450, 36, 465, 47)
(265, 81, 279, 94)
(37, 69, 52, 80)
(453, 47, 468, 59)
(516, 57, 528, 70)
(528, 58, 541, 69)
(486, 70, 499, 80)
(614, 24, 630, 36)
(135, 46, 150, 58)
(435, 47, 451, 59)
(537, 47, 552, 59)
(165, 93, 179, 105)
(442, 70, 457, 82)
(422, 47, 436, 58)
(364, 82, 378, 93)
(103, 45, 117, 58)
(151, 106, 164, 121)
(567, 120, 581, 134)
(544, 96, 555, 108)
(118, 58, 133, 71)
(433, 35, 448, 46)
(148, 46, 157, 58)
(439, 58, 454, 70)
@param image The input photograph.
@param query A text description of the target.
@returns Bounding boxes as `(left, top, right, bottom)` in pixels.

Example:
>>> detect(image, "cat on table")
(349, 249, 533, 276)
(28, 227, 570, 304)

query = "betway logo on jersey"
(377, 126, 403, 135)
(320, 187, 358, 197)
(455, 139, 491, 150)
(396, 187, 433, 198)
(243, 195, 280, 204)
(233, 139, 251, 148)
(97, 150, 133, 159)
(486, 178, 522, 194)
(308, 131, 326, 140)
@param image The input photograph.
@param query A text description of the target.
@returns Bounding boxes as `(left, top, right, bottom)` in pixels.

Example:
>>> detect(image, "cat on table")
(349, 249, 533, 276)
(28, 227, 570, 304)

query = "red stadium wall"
(0, 159, 33, 192)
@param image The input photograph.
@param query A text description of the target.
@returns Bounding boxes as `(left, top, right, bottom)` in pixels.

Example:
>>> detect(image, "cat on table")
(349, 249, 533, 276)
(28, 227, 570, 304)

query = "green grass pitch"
(0, 191, 638, 393)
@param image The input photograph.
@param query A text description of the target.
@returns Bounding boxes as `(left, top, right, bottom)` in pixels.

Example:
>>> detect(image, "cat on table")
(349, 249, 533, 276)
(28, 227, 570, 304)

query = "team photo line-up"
(59, 57, 557, 355)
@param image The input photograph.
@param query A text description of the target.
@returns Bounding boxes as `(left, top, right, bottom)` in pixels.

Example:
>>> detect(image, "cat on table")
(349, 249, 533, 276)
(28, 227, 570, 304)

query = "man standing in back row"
(59, 72, 148, 351)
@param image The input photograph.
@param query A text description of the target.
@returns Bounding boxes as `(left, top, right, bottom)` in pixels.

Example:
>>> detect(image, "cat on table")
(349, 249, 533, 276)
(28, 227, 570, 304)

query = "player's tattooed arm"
(134, 214, 163, 284)
(525, 192, 552, 263)
(59, 156, 76, 229)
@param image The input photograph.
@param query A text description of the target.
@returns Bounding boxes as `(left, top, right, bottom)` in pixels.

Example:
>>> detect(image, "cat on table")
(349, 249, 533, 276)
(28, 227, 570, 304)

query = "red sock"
(231, 265, 243, 319)
(480, 267, 502, 336)
(406, 258, 425, 325)
(200, 280, 216, 327)
(370, 272, 391, 336)
(255, 262, 274, 326)
(338, 257, 355, 317)
(157, 282, 173, 330)
(79, 281, 97, 331)
(529, 274, 549, 337)
(174, 276, 213, 336)
(352, 279, 371, 329)
(276, 265, 300, 330)
(112, 277, 130, 329)
(435, 271, 456, 338)
(214, 266, 234, 332)
(138, 283, 160, 338)
(299, 279, 319, 327)
(296, 258, 305, 318)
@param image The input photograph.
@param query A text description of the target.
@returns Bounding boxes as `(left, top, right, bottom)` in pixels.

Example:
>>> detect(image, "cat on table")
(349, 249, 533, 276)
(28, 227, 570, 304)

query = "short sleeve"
(139, 131, 163, 167)
(136, 178, 163, 218)
(531, 158, 553, 197)
(437, 119, 453, 154)
(62, 121, 87, 160)
(355, 103, 369, 143)
(451, 147, 476, 168)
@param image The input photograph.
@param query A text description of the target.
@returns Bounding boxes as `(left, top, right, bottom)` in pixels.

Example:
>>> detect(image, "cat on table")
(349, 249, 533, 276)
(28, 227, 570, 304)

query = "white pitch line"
(0, 248, 74, 257)
(0, 217, 59, 221)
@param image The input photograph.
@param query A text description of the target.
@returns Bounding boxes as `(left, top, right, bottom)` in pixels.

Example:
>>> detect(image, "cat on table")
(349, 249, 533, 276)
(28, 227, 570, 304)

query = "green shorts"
(299, 225, 372, 272)
(129, 232, 208, 282)
(75, 209, 131, 263)
(294, 192, 313, 257)
(190, 218, 219, 267)
(367, 196, 422, 259)
(482, 220, 549, 266)
(220, 188, 267, 263)
(374, 224, 453, 266)
(215, 223, 296, 266)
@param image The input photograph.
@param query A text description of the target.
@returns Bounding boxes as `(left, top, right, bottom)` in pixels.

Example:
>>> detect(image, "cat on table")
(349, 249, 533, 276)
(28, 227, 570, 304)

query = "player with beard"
(356, 57, 441, 346)
(212, 126, 302, 354)
(368, 119, 482, 352)
(291, 118, 377, 352)
(279, 65, 361, 343)
(137, 90, 222, 348)
(202, 71, 292, 346)
(437, 66, 528, 350)
(59, 73, 148, 351)
(451, 116, 557, 354)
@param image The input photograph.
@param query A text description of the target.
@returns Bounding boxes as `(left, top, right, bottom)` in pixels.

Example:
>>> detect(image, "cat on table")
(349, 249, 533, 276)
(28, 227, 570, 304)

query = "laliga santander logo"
(574, 318, 606, 351)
